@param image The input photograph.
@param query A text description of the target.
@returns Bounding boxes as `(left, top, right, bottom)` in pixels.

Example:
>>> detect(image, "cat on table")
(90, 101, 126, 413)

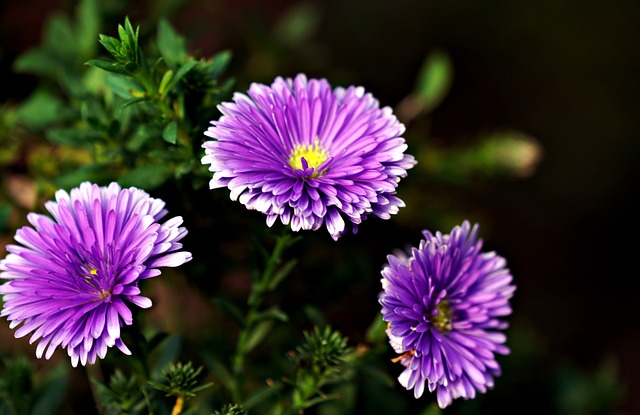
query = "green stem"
(85, 363, 106, 415)
(230, 231, 300, 403)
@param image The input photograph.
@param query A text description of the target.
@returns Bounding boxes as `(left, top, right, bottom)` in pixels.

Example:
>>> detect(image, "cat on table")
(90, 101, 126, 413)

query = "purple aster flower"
(0, 182, 192, 366)
(202, 73, 416, 240)
(379, 221, 515, 408)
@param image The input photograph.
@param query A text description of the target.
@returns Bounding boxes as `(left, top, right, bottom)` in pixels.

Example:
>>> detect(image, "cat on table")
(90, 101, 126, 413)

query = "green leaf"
(162, 120, 179, 144)
(12, 49, 62, 77)
(30, 363, 69, 415)
(212, 297, 246, 327)
(415, 49, 453, 112)
(201, 353, 235, 393)
(44, 13, 76, 57)
(150, 334, 183, 381)
(98, 34, 120, 57)
(119, 163, 172, 189)
(157, 19, 188, 66)
(118, 97, 147, 113)
(303, 306, 327, 329)
(104, 73, 142, 98)
(85, 58, 130, 75)
(46, 128, 103, 146)
(274, 2, 321, 45)
(269, 258, 298, 290)
(420, 404, 444, 415)
(54, 164, 115, 189)
(208, 50, 232, 79)
(127, 124, 159, 151)
(163, 60, 197, 94)
(365, 314, 387, 345)
(158, 69, 174, 97)
(243, 383, 283, 410)
(15, 90, 65, 128)
(75, 0, 100, 57)
(243, 320, 273, 354)
(358, 363, 395, 388)
(255, 307, 289, 323)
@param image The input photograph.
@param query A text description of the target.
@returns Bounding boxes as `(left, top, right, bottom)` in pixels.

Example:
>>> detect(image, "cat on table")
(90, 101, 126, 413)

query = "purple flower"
(202, 74, 416, 240)
(0, 182, 192, 366)
(379, 221, 515, 408)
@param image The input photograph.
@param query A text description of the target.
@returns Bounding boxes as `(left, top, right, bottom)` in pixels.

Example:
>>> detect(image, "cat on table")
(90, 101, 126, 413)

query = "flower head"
(379, 221, 515, 408)
(202, 74, 416, 240)
(0, 182, 192, 366)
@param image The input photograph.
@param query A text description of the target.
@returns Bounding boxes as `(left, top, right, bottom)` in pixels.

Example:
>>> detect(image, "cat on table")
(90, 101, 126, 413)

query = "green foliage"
(0, 355, 69, 415)
(92, 370, 147, 415)
(268, 326, 351, 415)
(212, 403, 248, 415)
(396, 49, 453, 122)
(420, 130, 543, 184)
(7, 0, 233, 194)
(554, 358, 624, 415)
(414, 49, 453, 113)
(294, 326, 349, 377)
(148, 361, 212, 399)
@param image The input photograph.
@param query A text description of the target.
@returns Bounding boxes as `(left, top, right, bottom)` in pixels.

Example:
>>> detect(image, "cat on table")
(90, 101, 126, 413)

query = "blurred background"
(1, 0, 638, 414)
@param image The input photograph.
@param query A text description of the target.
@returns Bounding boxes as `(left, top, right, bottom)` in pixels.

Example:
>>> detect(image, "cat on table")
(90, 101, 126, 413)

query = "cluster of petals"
(0, 181, 192, 366)
(379, 221, 515, 408)
(202, 73, 416, 240)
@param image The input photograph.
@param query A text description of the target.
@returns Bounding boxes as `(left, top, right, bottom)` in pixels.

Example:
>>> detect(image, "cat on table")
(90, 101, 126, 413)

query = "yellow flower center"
(288, 139, 328, 177)
(430, 300, 453, 332)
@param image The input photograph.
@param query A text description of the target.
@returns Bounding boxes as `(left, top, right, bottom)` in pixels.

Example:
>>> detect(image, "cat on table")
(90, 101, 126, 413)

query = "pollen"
(430, 300, 453, 332)
(83, 266, 98, 281)
(288, 139, 328, 177)
(391, 349, 415, 363)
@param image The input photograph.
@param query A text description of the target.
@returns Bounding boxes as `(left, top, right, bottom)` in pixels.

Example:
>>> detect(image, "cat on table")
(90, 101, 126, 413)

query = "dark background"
(1, 0, 638, 413)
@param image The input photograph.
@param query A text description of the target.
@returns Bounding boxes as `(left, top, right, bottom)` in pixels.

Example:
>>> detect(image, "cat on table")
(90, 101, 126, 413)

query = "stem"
(171, 396, 185, 415)
(85, 363, 106, 415)
(230, 232, 300, 403)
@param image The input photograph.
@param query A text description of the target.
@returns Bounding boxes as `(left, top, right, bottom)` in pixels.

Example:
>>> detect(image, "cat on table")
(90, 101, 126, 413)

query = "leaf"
(15, 90, 64, 128)
(162, 60, 197, 94)
(12, 49, 62, 77)
(303, 306, 326, 329)
(118, 97, 147, 113)
(201, 353, 235, 392)
(30, 363, 69, 415)
(414, 49, 453, 112)
(118, 163, 172, 189)
(269, 258, 298, 290)
(162, 120, 179, 144)
(255, 307, 289, 323)
(53, 164, 115, 189)
(150, 334, 183, 381)
(243, 320, 273, 354)
(75, 0, 100, 57)
(158, 69, 174, 97)
(365, 314, 387, 345)
(97, 34, 120, 57)
(85, 58, 130, 75)
(105, 72, 142, 98)
(157, 19, 188, 66)
(46, 128, 103, 146)
(208, 50, 232, 80)
(358, 363, 395, 388)
(127, 124, 159, 151)
(211, 297, 246, 327)
(274, 2, 321, 45)
(420, 404, 444, 415)
(243, 383, 283, 410)
(43, 13, 76, 57)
